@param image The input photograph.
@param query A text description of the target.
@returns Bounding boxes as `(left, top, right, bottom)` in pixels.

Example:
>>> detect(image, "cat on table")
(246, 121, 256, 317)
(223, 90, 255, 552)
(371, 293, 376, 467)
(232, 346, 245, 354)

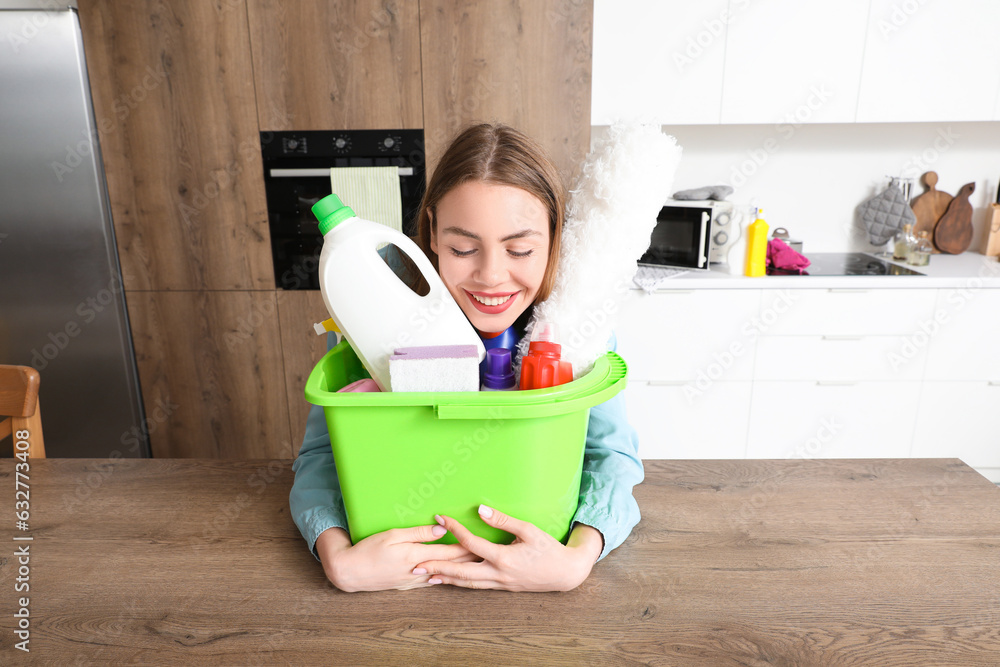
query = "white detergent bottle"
(313, 193, 485, 391)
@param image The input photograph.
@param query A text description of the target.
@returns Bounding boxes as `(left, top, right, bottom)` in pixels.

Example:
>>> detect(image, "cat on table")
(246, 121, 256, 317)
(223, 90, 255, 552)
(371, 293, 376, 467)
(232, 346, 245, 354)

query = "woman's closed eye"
(448, 247, 535, 258)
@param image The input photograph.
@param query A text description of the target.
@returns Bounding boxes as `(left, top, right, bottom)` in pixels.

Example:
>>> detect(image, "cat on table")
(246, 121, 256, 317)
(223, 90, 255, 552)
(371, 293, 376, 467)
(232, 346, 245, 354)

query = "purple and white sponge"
(389, 345, 481, 393)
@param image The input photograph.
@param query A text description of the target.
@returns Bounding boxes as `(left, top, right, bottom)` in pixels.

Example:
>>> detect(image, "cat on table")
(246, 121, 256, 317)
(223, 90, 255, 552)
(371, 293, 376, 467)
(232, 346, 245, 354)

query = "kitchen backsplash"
(591, 121, 1000, 255)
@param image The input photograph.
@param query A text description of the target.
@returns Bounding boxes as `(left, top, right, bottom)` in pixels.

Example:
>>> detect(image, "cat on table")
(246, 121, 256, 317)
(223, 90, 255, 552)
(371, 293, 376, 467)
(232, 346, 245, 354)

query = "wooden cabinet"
(80, 0, 595, 458)
(79, 0, 273, 292)
(246, 0, 424, 131)
(276, 290, 331, 451)
(419, 0, 593, 182)
(125, 291, 292, 459)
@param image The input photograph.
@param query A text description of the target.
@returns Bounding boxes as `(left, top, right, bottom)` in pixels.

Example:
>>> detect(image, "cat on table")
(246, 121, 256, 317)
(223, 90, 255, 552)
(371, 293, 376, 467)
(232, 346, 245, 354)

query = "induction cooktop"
(766, 252, 925, 276)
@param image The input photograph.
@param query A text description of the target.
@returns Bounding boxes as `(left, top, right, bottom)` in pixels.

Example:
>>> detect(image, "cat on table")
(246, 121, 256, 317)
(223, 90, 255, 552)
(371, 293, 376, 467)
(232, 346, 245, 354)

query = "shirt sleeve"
(289, 333, 349, 560)
(570, 333, 645, 561)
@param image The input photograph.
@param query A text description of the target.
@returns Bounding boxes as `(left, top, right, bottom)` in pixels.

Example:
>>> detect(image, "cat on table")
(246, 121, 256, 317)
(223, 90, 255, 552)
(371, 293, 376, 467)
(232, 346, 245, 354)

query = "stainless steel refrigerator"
(0, 1, 149, 457)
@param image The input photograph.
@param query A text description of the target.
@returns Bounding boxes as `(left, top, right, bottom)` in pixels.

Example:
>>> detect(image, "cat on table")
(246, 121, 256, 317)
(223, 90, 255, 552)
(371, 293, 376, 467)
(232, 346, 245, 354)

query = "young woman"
(290, 123, 643, 592)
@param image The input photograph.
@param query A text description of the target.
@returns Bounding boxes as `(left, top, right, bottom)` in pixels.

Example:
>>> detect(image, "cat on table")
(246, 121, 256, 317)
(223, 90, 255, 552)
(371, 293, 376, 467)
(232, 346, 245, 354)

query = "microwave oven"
(639, 200, 747, 270)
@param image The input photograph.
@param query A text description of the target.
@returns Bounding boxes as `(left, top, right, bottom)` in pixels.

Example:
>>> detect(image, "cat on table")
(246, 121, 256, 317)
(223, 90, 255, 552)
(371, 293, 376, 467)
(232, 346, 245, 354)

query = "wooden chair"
(0, 365, 45, 458)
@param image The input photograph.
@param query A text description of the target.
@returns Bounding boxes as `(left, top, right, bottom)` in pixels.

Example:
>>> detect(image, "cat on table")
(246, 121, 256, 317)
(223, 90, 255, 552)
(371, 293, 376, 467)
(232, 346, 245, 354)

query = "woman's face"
(430, 181, 550, 334)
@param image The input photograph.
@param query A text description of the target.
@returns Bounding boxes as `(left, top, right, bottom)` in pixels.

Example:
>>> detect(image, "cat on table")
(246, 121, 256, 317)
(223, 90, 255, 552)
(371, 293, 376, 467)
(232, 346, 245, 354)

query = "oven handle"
(269, 167, 414, 177)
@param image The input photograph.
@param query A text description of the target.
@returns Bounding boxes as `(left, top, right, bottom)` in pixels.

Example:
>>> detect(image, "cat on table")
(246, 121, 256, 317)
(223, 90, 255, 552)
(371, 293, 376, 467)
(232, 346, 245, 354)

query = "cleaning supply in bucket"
(313, 193, 485, 391)
(389, 345, 480, 392)
(338, 378, 380, 393)
(519, 322, 574, 390)
(478, 324, 519, 382)
(481, 348, 516, 391)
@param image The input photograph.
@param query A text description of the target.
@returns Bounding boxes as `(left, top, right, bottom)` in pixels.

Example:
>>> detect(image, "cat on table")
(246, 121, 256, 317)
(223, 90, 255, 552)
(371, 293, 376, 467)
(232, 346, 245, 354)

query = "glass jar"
(907, 231, 932, 266)
(893, 223, 914, 261)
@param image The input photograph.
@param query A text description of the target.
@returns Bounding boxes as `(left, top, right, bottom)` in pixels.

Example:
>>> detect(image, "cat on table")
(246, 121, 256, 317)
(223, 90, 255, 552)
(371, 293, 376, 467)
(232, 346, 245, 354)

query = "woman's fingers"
(474, 504, 542, 543)
(433, 514, 503, 563)
(385, 522, 449, 545)
(415, 558, 501, 589)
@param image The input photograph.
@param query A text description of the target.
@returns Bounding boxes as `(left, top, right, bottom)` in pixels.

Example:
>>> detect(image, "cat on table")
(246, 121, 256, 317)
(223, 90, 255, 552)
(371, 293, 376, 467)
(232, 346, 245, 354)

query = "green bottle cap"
(312, 194, 356, 235)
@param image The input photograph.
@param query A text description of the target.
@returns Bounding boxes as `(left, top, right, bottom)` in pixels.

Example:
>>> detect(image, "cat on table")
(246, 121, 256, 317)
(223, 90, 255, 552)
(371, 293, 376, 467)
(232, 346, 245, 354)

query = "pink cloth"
(767, 238, 811, 271)
(337, 378, 380, 393)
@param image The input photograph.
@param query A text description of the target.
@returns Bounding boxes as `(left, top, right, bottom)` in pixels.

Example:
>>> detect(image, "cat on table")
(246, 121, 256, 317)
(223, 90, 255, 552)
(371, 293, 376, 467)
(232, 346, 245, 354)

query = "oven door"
(639, 205, 711, 270)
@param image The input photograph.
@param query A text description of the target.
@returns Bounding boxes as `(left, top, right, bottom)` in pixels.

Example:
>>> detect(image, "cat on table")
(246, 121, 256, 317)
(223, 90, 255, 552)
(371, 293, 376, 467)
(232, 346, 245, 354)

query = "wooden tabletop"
(2, 458, 999, 665)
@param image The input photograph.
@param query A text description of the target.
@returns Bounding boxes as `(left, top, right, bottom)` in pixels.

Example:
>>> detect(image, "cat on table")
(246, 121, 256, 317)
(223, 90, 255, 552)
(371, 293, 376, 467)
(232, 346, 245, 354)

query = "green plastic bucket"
(304, 339, 628, 545)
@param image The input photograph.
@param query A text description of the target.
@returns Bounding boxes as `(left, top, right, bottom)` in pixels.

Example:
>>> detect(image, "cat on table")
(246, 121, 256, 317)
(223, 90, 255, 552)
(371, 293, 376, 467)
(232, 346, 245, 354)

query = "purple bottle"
(481, 348, 516, 391)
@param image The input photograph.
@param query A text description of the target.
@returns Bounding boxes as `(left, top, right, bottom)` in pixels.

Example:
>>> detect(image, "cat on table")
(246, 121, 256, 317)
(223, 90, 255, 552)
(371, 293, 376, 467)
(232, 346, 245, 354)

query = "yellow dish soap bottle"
(744, 208, 769, 277)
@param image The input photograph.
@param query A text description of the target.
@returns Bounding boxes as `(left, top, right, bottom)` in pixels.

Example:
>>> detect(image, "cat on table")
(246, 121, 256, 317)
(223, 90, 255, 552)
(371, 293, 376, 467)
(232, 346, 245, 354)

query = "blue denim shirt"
(290, 332, 644, 562)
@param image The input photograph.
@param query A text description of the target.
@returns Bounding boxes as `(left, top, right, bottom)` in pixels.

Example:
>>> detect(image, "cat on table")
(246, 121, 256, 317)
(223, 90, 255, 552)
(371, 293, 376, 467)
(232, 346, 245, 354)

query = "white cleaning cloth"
(329, 166, 403, 233)
(521, 122, 683, 378)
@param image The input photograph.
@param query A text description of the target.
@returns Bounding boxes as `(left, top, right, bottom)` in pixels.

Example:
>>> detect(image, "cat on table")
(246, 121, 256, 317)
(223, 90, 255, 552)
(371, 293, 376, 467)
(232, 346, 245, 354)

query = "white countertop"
(638, 252, 1000, 290)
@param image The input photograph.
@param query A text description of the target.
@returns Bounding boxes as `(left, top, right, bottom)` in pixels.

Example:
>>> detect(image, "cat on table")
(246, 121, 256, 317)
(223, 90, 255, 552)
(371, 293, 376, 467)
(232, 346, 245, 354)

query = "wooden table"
(2, 458, 999, 665)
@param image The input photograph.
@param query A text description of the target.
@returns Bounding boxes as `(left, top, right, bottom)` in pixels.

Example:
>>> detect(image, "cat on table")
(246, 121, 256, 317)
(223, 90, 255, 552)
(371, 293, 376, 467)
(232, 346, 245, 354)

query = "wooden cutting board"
(910, 171, 952, 251)
(986, 204, 1000, 257)
(934, 182, 975, 254)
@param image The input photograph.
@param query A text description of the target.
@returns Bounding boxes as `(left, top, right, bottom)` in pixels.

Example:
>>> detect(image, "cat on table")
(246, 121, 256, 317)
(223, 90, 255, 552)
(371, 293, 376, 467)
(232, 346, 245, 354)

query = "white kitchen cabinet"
(591, 0, 728, 125)
(624, 380, 751, 459)
(913, 382, 1000, 473)
(616, 289, 761, 382)
(924, 288, 1000, 381)
(756, 288, 937, 336)
(754, 335, 927, 382)
(719, 0, 870, 125)
(746, 381, 921, 459)
(856, 0, 1000, 122)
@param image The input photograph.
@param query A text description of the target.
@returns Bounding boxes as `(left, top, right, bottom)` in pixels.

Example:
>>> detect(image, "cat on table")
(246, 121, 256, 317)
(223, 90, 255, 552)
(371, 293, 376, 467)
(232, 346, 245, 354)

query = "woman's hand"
(315, 525, 477, 592)
(414, 505, 604, 592)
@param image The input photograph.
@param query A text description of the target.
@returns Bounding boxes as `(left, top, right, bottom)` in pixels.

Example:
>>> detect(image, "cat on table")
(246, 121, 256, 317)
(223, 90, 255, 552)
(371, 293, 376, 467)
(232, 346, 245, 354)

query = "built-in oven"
(260, 129, 426, 290)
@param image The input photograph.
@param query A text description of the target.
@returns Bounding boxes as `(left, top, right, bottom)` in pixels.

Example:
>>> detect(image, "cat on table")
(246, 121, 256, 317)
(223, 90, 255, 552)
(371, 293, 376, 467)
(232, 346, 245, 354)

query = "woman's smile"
(466, 289, 519, 313)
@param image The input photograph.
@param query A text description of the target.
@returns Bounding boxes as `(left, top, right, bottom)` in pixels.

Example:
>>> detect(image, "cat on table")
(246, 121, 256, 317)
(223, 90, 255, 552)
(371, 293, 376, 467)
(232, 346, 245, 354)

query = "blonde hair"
(416, 123, 565, 305)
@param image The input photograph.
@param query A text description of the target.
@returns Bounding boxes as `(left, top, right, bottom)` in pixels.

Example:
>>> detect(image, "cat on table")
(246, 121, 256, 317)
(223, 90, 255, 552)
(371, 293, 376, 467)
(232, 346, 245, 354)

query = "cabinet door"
(755, 335, 927, 382)
(419, 0, 593, 182)
(78, 0, 274, 291)
(126, 291, 293, 459)
(246, 1, 423, 131)
(720, 0, 870, 124)
(756, 288, 937, 336)
(277, 290, 331, 451)
(616, 289, 761, 383)
(924, 288, 1000, 381)
(913, 382, 1000, 473)
(747, 381, 921, 459)
(592, 0, 728, 125)
(856, 0, 1000, 122)
(625, 380, 751, 460)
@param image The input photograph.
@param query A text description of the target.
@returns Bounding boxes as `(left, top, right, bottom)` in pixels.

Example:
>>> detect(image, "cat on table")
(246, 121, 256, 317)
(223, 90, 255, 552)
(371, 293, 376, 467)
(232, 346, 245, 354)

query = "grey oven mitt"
(857, 178, 917, 246)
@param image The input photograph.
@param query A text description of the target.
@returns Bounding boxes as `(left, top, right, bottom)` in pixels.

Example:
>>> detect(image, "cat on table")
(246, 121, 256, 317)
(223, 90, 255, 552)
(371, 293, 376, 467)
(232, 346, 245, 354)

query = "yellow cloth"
(328, 166, 402, 233)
